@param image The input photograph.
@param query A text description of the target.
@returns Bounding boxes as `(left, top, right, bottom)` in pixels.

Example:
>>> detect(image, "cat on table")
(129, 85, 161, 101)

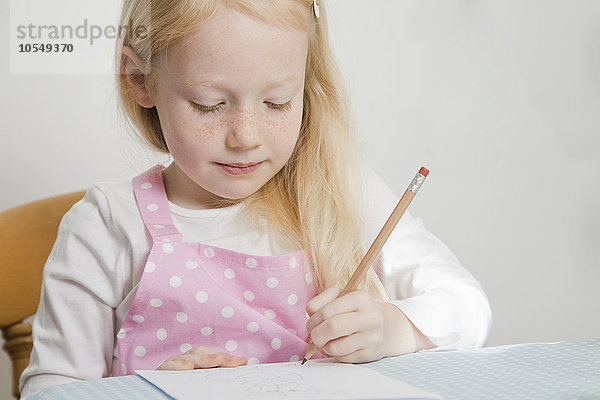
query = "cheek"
(266, 117, 299, 160)
(157, 102, 200, 145)
(265, 110, 302, 144)
(266, 116, 289, 138)
(193, 118, 225, 143)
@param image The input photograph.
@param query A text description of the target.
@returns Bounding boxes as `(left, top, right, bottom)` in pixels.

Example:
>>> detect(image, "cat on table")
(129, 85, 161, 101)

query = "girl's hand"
(157, 346, 247, 370)
(306, 288, 432, 363)
(306, 288, 386, 363)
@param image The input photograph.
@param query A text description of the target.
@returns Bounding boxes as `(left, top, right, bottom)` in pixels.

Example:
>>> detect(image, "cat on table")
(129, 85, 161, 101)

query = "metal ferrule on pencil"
(408, 173, 426, 194)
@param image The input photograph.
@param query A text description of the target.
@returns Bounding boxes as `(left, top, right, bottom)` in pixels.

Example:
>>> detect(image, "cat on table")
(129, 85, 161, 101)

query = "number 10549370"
(18, 43, 74, 53)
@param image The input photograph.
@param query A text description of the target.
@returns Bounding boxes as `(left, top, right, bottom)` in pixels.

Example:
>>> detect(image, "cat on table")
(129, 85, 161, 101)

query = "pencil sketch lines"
(204, 369, 342, 398)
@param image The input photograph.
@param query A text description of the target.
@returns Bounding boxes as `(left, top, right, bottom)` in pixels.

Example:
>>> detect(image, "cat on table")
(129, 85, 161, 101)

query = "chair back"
(0, 191, 85, 399)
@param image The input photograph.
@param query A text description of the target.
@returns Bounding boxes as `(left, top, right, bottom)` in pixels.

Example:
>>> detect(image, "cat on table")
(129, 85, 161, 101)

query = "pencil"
(301, 166, 430, 365)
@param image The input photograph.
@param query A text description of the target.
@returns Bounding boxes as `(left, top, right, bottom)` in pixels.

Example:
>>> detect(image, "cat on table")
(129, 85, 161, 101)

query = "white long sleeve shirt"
(19, 164, 492, 397)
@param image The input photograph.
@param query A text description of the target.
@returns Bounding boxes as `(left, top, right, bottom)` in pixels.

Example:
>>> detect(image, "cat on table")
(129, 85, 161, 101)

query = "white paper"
(137, 358, 441, 400)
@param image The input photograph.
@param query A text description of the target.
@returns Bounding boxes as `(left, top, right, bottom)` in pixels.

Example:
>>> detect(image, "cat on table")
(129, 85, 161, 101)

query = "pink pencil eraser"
(419, 167, 429, 177)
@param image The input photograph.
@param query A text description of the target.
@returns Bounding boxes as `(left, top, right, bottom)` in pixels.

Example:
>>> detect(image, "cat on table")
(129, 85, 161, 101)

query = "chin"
(216, 187, 258, 201)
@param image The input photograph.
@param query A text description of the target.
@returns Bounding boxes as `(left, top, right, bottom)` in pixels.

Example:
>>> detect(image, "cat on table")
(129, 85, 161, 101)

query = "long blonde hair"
(115, 0, 388, 300)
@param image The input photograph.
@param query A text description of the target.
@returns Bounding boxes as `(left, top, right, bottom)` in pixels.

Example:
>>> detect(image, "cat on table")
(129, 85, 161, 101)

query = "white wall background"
(1, 0, 599, 398)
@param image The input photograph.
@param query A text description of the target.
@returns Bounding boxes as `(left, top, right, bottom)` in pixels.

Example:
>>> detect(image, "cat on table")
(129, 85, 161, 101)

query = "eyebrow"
(175, 75, 301, 90)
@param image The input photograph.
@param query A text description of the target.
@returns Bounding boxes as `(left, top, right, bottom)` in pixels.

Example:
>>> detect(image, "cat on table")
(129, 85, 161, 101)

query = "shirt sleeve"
(19, 185, 125, 397)
(361, 165, 492, 350)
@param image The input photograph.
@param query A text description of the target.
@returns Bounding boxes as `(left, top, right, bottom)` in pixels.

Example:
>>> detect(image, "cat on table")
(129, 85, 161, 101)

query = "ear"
(121, 46, 156, 108)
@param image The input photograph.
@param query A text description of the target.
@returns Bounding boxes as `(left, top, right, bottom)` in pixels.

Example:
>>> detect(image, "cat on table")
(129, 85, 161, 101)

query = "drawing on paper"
(204, 367, 343, 398)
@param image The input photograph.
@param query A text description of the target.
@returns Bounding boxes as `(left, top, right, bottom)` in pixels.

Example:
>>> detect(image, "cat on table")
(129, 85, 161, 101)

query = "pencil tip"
(301, 358, 307, 365)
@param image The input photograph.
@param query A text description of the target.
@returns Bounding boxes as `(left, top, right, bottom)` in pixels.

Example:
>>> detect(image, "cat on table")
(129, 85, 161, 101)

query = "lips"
(218, 161, 263, 176)
(220, 162, 262, 167)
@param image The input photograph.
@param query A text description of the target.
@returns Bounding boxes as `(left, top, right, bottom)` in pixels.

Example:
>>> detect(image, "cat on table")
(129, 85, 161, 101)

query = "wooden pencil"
(302, 167, 430, 365)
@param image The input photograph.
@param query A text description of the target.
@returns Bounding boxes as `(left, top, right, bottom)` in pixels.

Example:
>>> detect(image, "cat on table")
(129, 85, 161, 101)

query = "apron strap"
(133, 164, 183, 243)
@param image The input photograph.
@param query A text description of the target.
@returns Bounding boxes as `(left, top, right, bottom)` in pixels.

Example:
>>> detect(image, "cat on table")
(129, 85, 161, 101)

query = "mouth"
(217, 161, 263, 176)
(219, 162, 262, 168)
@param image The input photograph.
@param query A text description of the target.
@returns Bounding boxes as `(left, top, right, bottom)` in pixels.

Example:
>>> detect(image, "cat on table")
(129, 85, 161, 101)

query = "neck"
(161, 162, 236, 210)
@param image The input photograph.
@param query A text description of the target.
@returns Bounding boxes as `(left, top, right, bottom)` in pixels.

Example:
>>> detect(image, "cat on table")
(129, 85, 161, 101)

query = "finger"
(182, 352, 247, 368)
(309, 312, 368, 348)
(334, 347, 377, 364)
(157, 359, 195, 370)
(306, 287, 342, 316)
(321, 332, 375, 360)
(206, 352, 247, 368)
(218, 354, 248, 368)
(189, 353, 226, 368)
(204, 353, 247, 368)
(182, 347, 246, 368)
(307, 290, 373, 333)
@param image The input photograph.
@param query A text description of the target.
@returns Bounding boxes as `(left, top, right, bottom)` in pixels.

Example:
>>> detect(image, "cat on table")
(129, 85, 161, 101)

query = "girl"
(20, 0, 492, 396)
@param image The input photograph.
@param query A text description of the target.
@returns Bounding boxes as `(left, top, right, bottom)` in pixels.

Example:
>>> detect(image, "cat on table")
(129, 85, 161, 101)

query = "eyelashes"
(190, 100, 293, 114)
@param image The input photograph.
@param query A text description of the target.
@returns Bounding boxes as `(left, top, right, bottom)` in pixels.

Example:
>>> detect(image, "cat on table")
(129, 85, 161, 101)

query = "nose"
(225, 108, 262, 149)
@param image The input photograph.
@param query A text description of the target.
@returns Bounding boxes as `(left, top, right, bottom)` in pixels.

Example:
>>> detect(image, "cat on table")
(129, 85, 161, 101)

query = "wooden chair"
(0, 191, 85, 399)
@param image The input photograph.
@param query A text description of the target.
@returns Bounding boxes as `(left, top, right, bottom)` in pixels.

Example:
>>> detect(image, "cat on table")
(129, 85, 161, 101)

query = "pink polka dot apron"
(116, 165, 321, 375)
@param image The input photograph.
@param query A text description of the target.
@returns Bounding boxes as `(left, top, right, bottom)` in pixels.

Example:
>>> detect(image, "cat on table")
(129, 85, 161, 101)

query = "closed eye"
(189, 100, 293, 114)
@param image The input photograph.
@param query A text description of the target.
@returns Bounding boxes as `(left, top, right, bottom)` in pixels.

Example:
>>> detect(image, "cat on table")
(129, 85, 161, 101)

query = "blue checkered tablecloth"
(23, 338, 600, 400)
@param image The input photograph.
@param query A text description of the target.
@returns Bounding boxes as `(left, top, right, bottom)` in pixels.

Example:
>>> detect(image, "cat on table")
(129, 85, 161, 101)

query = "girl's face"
(146, 6, 308, 208)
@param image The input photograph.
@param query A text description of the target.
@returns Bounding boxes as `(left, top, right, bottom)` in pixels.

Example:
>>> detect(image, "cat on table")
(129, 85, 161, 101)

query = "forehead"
(175, 75, 302, 90)
(165, 5, 308, 90)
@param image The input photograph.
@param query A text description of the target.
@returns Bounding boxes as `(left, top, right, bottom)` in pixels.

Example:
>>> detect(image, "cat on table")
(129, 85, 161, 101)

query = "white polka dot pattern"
(204, 247, 215, 258)
(266, 277, 278, 288)
(224, 268, 235, 279)
(195, 291, 208, 303)
(221, 306, 234, 318)
(185, 261, 198, 270)
(149, 298, 162, 307)
(144, 262, 156, 273)
(271, 338, 281, 350)
(305, 272, 313, 283)
(118, 165, 321, 376)
(169, 276, 182, 287)
(132, 315, 144, 323)
(180, 343, 192, 353)
(156, 329, 167, 341)
(287, 294, 298, 305)
(247, 322, 259, 333)
(134, 346, 146, 357)
(176, 312, 188, 323)
(225, 340, 237, 351)
(200, 327, 213, 336)
(289, 257, 297, 268)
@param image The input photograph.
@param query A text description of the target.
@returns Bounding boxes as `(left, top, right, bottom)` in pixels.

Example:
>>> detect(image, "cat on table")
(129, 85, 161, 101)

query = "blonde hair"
(115, 0, 388, 300)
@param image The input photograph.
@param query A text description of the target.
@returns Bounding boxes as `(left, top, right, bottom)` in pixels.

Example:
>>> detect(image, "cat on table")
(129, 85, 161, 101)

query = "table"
(23, 338, 600, 400)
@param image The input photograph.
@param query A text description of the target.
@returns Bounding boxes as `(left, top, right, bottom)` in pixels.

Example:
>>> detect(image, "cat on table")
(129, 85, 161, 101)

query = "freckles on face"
(191, 108, 295, 142)
(192, 117, 220, 142)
